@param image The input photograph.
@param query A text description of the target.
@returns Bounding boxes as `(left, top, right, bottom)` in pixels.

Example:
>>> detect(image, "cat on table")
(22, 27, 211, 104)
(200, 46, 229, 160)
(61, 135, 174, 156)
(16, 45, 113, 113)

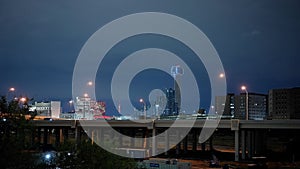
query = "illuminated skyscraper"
(215, 93, 235, 117)
(161, 88, 177, 117)
(171, 65, 183, 112)
(235, 93, 267, 120)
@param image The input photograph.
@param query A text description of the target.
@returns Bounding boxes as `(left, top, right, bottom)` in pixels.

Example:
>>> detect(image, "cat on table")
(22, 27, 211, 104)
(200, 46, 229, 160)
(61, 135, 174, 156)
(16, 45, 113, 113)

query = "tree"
(0, 96, 39, 168)
(0, 95, 8, 115)
(0, 96, 139, 168)
(54, 140, 138, 169)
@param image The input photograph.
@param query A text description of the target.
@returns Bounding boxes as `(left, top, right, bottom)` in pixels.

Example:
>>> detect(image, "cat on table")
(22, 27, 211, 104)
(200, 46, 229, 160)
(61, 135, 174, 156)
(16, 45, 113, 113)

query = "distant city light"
(84, 93, 89, 97)
(69, 100, 73, 104)
(241, 85, 247, 91)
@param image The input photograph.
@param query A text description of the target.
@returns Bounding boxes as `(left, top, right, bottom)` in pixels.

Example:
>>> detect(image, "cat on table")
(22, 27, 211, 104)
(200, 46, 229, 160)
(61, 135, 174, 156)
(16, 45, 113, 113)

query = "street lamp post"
(87, 81, 93, 86)
(155, 104, 159, 118)
(139, 98, 146, 119)
(9, 87, 15, 92)
(7, 87, 16, 100)
(83, 93, 89, 119)
(241, 86, 249, 120)
(69, 100, 73, 112)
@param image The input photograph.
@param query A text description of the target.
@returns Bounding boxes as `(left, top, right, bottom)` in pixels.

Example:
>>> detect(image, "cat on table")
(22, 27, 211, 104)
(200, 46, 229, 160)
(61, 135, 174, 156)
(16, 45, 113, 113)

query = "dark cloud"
(0, 0, 300, 113)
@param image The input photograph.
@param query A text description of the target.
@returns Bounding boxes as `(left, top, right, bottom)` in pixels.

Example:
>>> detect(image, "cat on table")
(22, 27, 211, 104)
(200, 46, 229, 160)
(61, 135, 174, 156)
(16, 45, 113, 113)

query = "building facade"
(74, 96, 106, 120)
(171, 65, 183, 112)
(161, 88, 178, 117)
(29, 101, 61, 119)
(235, 93, 267, 120)
(215, 93, 235, 117)
(269, 87, 300, 119)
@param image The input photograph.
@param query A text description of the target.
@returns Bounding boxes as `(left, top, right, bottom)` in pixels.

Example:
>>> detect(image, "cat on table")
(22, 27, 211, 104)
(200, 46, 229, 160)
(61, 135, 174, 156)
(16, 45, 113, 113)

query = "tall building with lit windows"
(29, 101, 61, 119)
(234, 93, 267, 120)
(269, 87, 300, 119)
(215, 93, 235, 117)
(161, 88, 178, 117)
(171, 65, 183, 113)
(74, 96, 106, 120)
(75, 96, 92, 120)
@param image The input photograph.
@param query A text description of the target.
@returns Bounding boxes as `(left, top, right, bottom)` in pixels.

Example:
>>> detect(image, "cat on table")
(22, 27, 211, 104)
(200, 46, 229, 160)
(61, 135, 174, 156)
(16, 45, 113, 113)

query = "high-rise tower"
(171, 65, 184, 113)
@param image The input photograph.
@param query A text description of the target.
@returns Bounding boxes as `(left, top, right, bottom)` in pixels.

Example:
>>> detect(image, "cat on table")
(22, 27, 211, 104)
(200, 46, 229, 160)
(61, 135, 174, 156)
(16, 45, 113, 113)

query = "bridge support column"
(165, 130, 169, 155)
(31, 128, 35, 147)
(143, 129, 148, 149)
(130, 129, 135, 148)
(92, 129, 95, 145)
(234, 130, 240, 161)
(247, 131, 251, 159)
(231, 119, 240, 161)
(254, 129, 266, 155)
(117, 129, 122, 147)
(176, 130, 182, 155)
(55, 128, 60, 147)
(43, 127, 48, 146)
(75, 126, 81, 149)
(192, 129, 197, 152)
(183, 135, 188, 154)
(60, 128, 63, 143)
(209, 136, 214, 151)
(201, 142, 206, 151)
(37, 127, 41, 145)
(152, 128, 156, 157)
(241, 130, 246, 160)
(63, 128, 69, 143)
(252, 130, 255, 156)
(96, 128, 103, 144)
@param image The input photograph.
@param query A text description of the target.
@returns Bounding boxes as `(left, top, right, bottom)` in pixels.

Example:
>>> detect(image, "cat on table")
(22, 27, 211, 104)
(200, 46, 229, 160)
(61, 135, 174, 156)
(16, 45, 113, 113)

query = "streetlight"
(87, 81, 93, 86)
(139, 98, 146, 119)
(19, 97, 28, 111)
(20, 97, 27, 103)
(219, 73, 225, 78)
(155, 104, 159, 118)
(241, 85, 248, 120)
(69, 100, 73, 112)
(7, 87, 16, 100)
(9, 87, 15, 92)
(83, 93, 89, 119)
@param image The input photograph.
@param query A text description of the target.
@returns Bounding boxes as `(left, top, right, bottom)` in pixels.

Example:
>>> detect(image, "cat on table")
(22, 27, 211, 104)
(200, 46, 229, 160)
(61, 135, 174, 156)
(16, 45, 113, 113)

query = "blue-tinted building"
(161, 88, 179, 117)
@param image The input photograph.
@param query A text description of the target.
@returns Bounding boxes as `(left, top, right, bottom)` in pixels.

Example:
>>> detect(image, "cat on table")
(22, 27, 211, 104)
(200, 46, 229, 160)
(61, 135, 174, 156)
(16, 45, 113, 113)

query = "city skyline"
(1, 1, 300, 114)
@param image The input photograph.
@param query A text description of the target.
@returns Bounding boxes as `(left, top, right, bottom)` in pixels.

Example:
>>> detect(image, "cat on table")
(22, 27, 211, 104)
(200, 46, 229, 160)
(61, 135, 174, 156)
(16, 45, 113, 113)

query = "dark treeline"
(0, 96, 140, 169)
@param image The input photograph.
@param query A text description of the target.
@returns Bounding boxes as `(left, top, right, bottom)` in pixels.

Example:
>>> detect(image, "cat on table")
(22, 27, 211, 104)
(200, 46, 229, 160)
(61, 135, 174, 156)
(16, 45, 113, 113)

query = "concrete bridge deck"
(30, 119, 300, 161)
(31, 119, 300, 129)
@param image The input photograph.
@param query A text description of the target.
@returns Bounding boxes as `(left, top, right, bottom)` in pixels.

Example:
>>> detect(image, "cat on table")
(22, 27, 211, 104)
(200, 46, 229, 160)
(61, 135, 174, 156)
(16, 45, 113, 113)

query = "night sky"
(1, 0, 300, 114)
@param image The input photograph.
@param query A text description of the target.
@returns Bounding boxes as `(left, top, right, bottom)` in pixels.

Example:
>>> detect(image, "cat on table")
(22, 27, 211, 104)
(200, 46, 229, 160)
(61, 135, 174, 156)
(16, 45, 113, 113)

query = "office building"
(171, 65, 183, 112)
(235, 93, 267, 120)
(74, 96, 106, 120)
(215, 93, 235, 117)
(269, 87, 300, 119)
(29, 101, 61, 119)
(161, 88, 178, 117)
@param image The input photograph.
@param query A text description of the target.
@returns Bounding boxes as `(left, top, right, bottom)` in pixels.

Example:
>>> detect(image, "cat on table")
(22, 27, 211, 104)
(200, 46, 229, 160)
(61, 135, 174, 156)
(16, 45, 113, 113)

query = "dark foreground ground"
(155, 149, 300, 169)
